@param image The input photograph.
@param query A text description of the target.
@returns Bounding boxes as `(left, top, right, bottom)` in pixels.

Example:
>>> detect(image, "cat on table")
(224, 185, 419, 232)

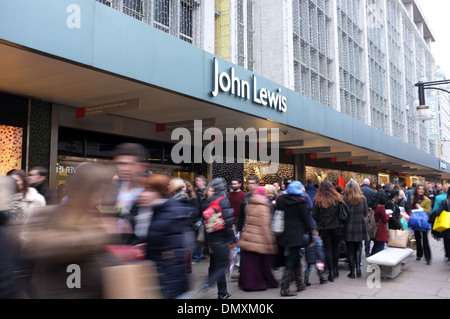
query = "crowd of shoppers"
(0, 141, 448, 299)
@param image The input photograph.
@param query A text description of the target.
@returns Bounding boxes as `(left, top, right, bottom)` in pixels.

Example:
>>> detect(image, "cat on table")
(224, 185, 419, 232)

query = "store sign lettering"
(211, 58, 287, 113)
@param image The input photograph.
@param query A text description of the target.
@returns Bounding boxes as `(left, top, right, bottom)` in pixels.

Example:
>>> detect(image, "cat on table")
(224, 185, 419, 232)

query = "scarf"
(410, 195, 424, 210)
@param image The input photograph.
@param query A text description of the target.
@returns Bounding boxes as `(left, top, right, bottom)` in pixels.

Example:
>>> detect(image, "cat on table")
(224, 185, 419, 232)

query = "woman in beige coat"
(238, 186, 279, 291)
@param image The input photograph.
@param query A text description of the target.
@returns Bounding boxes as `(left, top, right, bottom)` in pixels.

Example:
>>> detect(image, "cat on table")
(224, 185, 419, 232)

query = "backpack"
(202, 196, 226, 233)
(365, 207, 377, 240)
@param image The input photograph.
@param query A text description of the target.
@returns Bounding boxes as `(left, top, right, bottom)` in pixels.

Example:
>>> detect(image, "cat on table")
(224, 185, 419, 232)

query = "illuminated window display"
(0, 125, 23, 175)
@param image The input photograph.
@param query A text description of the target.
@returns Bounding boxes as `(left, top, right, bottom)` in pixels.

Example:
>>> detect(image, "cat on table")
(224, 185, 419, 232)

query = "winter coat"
(343, 198, 369, 242)
(275, 194, 312, 247)
(430, 198, 450, 240)
(22, 205, 120, 299)
(385, 199, 403, 230)
(305, 183, 317, 202)
(312, 203, 344, 231)
(201, 193, 235, 244)
(360, 184, 376, 207)
(373, 204, 389, 242)
(239, 195, 277, 255)
(146, 198, 192, 299)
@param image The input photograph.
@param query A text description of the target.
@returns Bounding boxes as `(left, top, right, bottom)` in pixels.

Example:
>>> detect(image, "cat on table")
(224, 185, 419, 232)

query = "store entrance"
(56, 127, 200, 198)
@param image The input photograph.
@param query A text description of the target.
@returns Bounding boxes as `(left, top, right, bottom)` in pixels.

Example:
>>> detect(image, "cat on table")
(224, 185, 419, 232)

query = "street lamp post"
(415, 79, 450, 122)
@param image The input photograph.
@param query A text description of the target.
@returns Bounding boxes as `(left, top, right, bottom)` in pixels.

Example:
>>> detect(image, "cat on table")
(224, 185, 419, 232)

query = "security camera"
(282, 130, 289, 135)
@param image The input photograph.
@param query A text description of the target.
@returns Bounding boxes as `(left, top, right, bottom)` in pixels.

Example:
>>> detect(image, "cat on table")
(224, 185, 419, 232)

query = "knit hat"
(253, 186, 267, 196)
(287, 181, 305, 196)
(209, 177, 228, 193)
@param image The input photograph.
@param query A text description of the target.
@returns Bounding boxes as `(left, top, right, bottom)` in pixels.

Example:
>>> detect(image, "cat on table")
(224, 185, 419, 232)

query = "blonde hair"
(443, 183, 450, 194)
(266, 185, 277, 195)
(344, 180, 365, 207)
(170, 178, 186, 192)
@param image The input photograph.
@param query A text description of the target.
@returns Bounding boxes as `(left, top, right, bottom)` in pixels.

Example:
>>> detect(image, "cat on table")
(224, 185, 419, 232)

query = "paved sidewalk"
(188, 236, 450, 299)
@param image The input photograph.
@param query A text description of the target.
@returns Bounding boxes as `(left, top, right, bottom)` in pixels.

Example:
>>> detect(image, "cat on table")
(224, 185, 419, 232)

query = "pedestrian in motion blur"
(22, 163, 121, 298)
(197, 177, 235, 299)
(0, 176, 21, 298)
(142, 174, 193, 299)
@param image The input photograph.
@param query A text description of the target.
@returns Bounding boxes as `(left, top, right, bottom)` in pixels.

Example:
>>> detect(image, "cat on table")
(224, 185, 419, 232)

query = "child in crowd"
(303, 232, 328, 286)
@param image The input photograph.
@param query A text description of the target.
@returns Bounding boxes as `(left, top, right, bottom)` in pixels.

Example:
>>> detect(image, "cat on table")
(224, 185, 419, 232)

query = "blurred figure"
(7, 169, 46, 214)
(169, 178, 196, 273)
(106, 143, 148, 218)
(197, 178, 235, 299)
(0, 176, 21, 298)
(237, 175, 260, 233)
(6, 169, 45, 298)
(238, 186, 279, 291)
(22, 163, 121, 298)
(184, 180, 200, 269)
(169, 178, 188, 200)
(27, 166, 56, 205)
(142, 174, 192, 299)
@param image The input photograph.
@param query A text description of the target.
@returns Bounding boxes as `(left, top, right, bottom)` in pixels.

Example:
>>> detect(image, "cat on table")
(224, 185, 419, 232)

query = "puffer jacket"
(201, 193, 235, 244)
(146, 198, 192, 299)
(239, 195, 277, 255)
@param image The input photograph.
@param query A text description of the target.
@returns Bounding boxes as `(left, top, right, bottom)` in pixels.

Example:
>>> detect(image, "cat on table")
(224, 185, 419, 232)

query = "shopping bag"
(400, 217, 409, 231)
(408, 209, 431, 232)
(271, 210, 285, 234)
(408, 232, 417, 250)
(433, 210, 450, 232)
(388, 229, 409, 248)
(102, 261, 163, 299)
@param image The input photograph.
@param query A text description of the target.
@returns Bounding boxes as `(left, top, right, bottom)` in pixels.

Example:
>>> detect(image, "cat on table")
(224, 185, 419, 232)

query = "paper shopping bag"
(433, 210, 450, 232)
(102, 261, 163, 299)
(388, 229, 409, 248)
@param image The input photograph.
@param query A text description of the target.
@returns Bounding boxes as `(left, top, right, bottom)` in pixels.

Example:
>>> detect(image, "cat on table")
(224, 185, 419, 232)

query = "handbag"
(408, 209, 431, 232)
(203, 196, 226, 233)
(196, 224, 205, 245)
(388, 229, 409, 248)
(433, 210, 450, 232)
(271, 209, 285, 234)
(338, 201, 349, 222)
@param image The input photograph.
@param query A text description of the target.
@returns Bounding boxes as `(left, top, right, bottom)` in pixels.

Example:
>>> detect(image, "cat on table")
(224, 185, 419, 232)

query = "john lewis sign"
(211, 58, 287, 113)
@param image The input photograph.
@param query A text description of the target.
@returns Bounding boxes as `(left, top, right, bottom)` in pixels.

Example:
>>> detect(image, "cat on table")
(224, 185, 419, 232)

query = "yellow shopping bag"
(433, 210, 450, 232)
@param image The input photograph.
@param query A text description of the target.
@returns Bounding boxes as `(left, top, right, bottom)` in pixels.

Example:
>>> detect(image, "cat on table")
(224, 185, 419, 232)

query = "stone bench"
(366, 247, 413, 279)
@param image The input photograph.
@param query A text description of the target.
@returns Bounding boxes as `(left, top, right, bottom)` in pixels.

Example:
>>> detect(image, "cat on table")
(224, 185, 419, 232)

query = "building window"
(293, 0, 334, 108)
(96, 0, 199, 45)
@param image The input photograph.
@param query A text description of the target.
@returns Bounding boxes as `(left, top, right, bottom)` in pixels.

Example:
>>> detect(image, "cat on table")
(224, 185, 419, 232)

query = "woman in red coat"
(371, 192, 389, 255)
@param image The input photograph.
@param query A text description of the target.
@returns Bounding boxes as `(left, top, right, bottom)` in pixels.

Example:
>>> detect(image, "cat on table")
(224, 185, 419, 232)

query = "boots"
(304, 265, 311, 286)
(280, 268, 297, 297)
(318, 269, 328, 284)
(355, 250, 362, 278)
(294, 267, 306, 292)
(347, 254, 356, 279)
(327, 264, 334, 282)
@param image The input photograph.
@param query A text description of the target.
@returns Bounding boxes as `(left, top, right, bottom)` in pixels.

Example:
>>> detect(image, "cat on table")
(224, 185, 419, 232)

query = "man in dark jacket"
(275, 181, 312, 297)
(27, 166, 56, 205)
(197, 177, 235, 299)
